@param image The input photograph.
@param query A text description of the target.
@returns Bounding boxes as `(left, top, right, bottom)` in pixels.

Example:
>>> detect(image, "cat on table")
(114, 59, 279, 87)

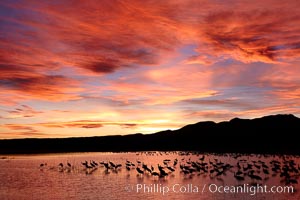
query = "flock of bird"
(39, 152, 300, 185)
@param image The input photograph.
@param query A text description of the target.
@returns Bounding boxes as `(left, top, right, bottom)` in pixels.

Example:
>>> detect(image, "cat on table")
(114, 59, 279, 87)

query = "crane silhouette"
(136, 167, 144, 175)
(234, 172, 244, 181)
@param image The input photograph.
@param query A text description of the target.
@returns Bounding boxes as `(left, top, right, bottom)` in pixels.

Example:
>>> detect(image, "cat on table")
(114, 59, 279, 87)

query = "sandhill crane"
(115, 164, 122, 170)
(158, 164, 164, 172)
(234, 172, 244, 181)
(173, 159, 178, 167)
(167, 166, 175, 172)
(136, 167, 144, 175)
(109, 161, 116, 168)
(199, 155, 205, 161)
(159, 169, 168, 178)
(286, 178, 298, 184)
(248, 171, 262, 181)
(263, 168, 269, 175)
(151, 171, 160, 176)
(93, 161, 98, 166)
(102, 162, 109, 170)
(142, 164, 152, 173)
(90, 162, 96, 168)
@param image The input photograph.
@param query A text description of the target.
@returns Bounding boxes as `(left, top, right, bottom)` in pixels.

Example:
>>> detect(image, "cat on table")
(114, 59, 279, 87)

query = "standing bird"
(234, 172, 245, 181)
(159, 169, 168, 178)
(151, 171, 160, 176)
(167, 166, 175, 172)
(199, 155, 205, 161)
(136, 167, 144, 175)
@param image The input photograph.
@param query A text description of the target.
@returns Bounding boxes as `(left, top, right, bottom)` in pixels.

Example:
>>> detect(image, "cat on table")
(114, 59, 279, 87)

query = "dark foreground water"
(0, 152, 299, 200)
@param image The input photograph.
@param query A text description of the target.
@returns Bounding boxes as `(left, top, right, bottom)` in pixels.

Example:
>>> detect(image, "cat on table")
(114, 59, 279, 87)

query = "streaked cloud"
(5, 105, 43, 118)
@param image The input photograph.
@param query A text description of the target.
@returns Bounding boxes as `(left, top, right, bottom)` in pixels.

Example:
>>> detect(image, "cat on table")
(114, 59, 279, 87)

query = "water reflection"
(0, 152, 299, 200)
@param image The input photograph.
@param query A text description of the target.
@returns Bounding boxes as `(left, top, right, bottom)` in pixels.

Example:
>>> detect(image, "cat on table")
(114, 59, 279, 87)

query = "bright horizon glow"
(0, 0, 300, 138)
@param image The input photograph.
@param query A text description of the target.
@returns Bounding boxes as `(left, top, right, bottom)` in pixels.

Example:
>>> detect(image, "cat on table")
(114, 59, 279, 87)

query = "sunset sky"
(0, 0, 300, 138)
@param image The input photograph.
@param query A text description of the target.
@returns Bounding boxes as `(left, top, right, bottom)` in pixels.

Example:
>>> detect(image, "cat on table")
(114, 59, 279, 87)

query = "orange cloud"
(0, 124, 43, 138)
(5, 105, 43, 118)
(1, 0, 299, 97)
(2, 0, 175, 72)
(0, 62, 83, 101)
(185, 104, 300, 122)
(272, 88, 300, 100)
(2, 0, 298, 80)
(199, 11, 298, 63)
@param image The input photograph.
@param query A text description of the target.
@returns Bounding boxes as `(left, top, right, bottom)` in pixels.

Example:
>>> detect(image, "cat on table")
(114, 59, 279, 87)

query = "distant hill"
(0, 114, 300, 154)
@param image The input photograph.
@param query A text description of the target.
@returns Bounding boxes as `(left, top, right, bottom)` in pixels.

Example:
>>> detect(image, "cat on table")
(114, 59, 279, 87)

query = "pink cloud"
(6, 105, 43, 118)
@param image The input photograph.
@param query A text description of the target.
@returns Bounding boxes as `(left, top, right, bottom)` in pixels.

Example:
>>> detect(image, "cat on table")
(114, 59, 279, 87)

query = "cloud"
(2, 119, 176, 131)
(192, 12, 299, 63)
(272, 88, 300, 100)
(0, 123, 66, 138)
(0, 0, 300, 138)
(1, 124, 43, 138)
(184, 54, 218, 66)
(0, 0, 181, 103)
(121, 124, 137, 129)
(179, 1, 300, 64)
(6, 105, 43, 118)
(181, 98, 258, 110)
(37, 120, 136, 129)
(5, 124, 36, 131)
(0, 63, 83, 101)
(256, 63, 300, 101)
(1, 0, 299, 75)
(0, 0, 175, 72)
(83, 60, 121, 74)
(0, 52, 83, 103)
(184, 103, 300, 122)
(96, 64, 218, 106)
(68, 123, 103, 129)
(184, 110, 236, 121)
(1, 1, 299, 95)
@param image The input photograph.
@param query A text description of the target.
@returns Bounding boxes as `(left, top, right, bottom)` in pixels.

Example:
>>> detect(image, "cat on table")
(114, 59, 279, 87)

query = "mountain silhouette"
(0, 114, 299, 154)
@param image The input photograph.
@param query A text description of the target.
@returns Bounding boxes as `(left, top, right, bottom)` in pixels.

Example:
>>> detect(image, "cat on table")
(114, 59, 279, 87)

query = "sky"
(0, 0, 300, 139)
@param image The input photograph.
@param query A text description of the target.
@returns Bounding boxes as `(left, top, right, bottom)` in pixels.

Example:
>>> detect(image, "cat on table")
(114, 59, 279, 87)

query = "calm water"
(0, 152, 299, 200)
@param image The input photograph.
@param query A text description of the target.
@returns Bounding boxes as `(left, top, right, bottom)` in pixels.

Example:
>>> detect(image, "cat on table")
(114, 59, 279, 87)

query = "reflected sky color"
(0, 0, 300, 138)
